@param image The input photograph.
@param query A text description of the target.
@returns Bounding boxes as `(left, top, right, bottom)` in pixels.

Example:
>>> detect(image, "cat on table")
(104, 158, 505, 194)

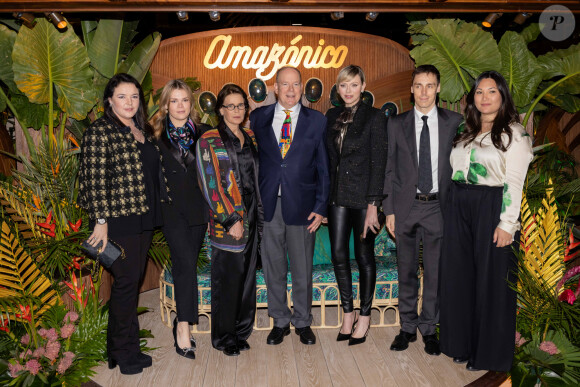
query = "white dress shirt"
(414, 106, 439, 194)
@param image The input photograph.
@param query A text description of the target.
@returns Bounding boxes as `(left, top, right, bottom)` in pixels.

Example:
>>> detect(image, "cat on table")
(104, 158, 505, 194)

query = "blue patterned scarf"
(167, 117, 196, 156)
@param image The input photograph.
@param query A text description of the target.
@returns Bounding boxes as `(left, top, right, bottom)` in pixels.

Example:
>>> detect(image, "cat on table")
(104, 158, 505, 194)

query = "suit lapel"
(437, 107, 451, 185)
(403, 110, 418, 169)
(263, 105, 282, 160)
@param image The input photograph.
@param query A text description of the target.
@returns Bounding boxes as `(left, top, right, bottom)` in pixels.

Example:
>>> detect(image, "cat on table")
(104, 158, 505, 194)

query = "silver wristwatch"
(97, 218, 107, 225)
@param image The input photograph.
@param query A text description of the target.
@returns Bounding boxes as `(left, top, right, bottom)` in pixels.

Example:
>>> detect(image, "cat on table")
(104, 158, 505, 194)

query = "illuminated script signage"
(204, 35, 349, 81)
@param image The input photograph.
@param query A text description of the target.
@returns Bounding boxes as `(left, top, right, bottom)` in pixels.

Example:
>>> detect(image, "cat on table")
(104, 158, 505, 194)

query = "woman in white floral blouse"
(439, 71, 533, 373)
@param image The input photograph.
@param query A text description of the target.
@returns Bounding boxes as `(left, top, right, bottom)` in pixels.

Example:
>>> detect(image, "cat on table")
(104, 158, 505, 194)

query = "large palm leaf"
(12, 18, 96, 121)
(0, 222, 59, 326)
(498, 31, 544, 108)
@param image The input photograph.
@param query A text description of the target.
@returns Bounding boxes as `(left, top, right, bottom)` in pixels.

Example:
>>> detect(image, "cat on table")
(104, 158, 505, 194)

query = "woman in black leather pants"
(325, 65, 388, 345)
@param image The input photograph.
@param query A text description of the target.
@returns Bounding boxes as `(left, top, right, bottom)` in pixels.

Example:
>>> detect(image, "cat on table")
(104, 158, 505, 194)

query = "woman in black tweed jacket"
(79, 73, 168, 375)
(325, 65, 388, 345)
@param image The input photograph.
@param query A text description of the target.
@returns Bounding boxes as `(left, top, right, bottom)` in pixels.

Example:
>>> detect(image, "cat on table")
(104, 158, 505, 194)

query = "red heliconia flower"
(15, 305, 31, 322)
(36, 210, 56, 236)
(66, 256, 84, 271)
(64, 273, 87, 307)
(68, 219, 82, 233)
(564, 229, 580, 263)
(559, 289, 576, 305)
(0, 320, 9, 333)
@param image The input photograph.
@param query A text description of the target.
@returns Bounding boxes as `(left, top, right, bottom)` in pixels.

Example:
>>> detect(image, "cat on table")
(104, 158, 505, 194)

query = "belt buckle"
(417, 194, 427, 201)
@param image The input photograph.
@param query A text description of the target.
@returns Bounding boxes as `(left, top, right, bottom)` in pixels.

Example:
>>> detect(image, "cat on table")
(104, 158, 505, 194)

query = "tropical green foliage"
(408, 19, 580, 124)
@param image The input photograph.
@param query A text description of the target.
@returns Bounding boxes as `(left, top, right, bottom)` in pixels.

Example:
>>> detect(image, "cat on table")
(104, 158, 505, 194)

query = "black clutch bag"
(81, 239, 125, 268)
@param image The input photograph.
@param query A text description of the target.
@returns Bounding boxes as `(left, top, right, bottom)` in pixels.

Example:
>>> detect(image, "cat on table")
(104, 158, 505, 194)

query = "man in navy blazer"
(250, 66, 329, 346)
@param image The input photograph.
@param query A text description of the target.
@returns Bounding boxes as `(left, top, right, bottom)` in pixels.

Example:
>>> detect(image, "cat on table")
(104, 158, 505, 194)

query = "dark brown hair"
(215, 83, 250, 125)
(103, 73, 153, 136)
(454, 70, 519, 151)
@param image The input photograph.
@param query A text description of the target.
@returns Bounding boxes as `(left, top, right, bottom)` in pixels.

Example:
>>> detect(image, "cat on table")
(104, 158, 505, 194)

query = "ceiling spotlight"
(209, 11, 221, 22)
(45, 12, 67, 29)
(13, 12, 36, 28)
(366, 12, 379, 22)
(513, 12, 532, 25)
(482, 13, 503, 28)
(330, 12, 344, 21)
(176, 11, 189, 22)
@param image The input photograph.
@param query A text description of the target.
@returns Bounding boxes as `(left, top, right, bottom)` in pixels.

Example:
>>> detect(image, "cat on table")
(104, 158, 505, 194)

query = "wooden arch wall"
(150, 26, 415, 115)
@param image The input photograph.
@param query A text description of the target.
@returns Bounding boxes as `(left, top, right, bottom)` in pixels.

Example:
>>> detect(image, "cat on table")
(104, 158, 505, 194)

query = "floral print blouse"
(450, 123, 533, 236)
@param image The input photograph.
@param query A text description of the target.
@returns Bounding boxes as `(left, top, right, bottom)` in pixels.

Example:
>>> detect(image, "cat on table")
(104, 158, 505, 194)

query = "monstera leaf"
(12, 18, 96, 121)
(498, 31, 543, 108)
(117, 32, 161, 84)
(409, 19, 501, 102)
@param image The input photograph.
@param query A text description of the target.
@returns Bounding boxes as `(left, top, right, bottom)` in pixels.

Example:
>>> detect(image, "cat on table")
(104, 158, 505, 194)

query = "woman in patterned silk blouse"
(438, 71, 533, 373)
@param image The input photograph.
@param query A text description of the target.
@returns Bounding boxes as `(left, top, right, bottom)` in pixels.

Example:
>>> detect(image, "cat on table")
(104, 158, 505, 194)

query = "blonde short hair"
(336, 65, 366, 85)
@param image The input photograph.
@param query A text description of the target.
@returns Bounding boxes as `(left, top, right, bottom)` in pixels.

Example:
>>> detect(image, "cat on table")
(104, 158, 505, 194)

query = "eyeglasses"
(222, 103, 247, 111)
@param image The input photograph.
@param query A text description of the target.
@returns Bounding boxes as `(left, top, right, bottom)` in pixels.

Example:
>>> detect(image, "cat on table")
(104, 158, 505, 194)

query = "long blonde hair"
(150, 79, 201, 139)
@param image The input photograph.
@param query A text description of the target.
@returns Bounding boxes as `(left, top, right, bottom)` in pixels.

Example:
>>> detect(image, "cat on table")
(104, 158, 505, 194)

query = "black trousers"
(164, 220, 207, 323)
(439, 183, 518, 372)
(107, 231, 153, 361)
(210, 195, 258, 350)
(328, 205, 376, 316)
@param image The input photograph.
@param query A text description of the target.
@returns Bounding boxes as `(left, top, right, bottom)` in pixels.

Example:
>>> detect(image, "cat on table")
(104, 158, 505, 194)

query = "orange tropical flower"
(16, 305, 31, 322)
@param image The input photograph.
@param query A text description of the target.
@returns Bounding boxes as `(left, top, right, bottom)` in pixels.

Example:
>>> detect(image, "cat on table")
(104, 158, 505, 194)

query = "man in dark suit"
(250, 66, 329, 346)
(383, 65, 463, 355)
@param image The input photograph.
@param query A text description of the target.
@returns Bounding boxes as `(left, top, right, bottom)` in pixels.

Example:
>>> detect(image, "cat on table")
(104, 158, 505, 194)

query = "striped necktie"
(279, 110, 292, 158)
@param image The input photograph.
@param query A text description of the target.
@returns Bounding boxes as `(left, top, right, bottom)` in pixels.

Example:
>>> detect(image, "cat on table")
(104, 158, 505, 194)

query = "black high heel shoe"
(348, 322, 370, 346)
(337, 317, 358, 341)
(108, 358, 144, 375)
(173, 317, 196, 359)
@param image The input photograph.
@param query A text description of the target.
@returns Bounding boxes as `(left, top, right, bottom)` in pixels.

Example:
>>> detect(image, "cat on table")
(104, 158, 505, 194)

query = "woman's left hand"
(362, 204, 379, 239)
(493, 227, 513, 248)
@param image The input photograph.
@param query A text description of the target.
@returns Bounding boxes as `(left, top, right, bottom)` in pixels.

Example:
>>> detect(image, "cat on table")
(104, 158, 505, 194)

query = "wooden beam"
(2, 1, 580, 13)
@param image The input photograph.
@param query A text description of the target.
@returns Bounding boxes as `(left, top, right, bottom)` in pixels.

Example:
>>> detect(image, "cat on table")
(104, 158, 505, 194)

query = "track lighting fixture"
(482, 13, 503, 28)
(330, 12, 344, 21)
(365, 12, 379, 22)
(209, 11, 221, 22)
(176, 11, 189, 22)
(514, 13, 532, 25)
(13, 12, 36, 28)
(45, 12, 67, 29)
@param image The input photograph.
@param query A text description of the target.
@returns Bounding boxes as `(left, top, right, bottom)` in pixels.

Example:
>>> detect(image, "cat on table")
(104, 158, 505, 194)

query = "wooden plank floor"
(92, 290, 485, 387)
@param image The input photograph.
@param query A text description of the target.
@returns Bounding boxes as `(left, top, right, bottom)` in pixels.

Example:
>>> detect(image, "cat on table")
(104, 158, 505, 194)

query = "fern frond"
(0, 222, 59, 325)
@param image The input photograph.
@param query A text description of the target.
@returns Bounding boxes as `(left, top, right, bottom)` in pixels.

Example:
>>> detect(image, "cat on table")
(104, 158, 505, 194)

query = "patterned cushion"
(163, 253, 399, 306)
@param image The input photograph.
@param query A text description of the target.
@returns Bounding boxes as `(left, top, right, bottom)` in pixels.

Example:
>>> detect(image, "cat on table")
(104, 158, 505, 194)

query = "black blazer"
(382, 107, 463, 220)
(325, 103, 388, 209)
(157, 124, 210, 227)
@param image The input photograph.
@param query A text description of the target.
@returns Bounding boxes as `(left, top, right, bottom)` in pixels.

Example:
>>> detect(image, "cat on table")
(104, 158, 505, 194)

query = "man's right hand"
(386, 214, 395, 239)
